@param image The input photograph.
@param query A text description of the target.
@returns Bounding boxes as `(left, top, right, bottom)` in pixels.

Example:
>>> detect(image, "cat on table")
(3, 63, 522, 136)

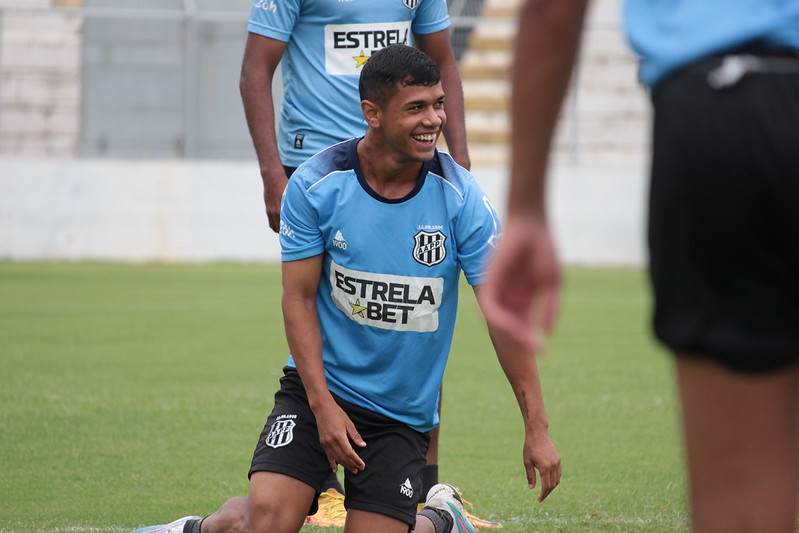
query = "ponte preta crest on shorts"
(265, 416, 296, 448)
(413, 230, 447, 267)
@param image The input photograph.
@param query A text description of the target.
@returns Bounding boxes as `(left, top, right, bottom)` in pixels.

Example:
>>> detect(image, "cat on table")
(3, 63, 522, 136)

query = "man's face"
(377, 81, 447, 164)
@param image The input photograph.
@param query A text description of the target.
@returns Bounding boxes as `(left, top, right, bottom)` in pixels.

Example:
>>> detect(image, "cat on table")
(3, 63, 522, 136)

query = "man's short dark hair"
(359, 44, 441, 107)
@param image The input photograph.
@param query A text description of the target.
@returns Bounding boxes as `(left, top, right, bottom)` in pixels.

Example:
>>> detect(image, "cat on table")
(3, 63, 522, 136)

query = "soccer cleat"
(459, 492, 502, 530)
(420, 488, 503, 530)
(130, 516, 202, 533)
(464, 510, 502, 530)
(304, 488, 347, 528)
(424, 484, 479, 533)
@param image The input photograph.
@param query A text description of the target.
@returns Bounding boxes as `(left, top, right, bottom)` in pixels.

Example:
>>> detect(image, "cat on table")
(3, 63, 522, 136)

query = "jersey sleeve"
(411, 0, 451, 35)
(247, 0, 301, 42)
(280, 174, 326, 262)
(455, 179, 503, 286)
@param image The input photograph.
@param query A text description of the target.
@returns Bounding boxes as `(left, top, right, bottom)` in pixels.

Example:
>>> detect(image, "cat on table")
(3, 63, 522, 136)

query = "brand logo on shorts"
(399, 478, 414, 499)
(413, 230, 447, 267)
(265, 415, 296, 448)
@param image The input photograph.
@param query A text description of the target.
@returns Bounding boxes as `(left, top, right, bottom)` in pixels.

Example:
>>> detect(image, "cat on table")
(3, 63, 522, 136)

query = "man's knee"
(246, 472, 316, 533)
(247, 499, 306, 533)
(205, 496, 249, 533)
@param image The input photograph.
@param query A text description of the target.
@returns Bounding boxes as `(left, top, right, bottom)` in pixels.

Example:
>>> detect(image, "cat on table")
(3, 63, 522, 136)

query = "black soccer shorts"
(249, 367, 430, 526)
(648, 53, 799, 373)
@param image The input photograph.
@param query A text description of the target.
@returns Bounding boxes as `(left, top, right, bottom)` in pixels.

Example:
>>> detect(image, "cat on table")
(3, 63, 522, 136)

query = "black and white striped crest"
(265, 417, 296, 448)
(413, 230, 447, 267)
(402, 0, 419, 10)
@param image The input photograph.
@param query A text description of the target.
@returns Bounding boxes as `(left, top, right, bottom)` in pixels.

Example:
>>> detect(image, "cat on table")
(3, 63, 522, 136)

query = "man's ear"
(361, 100, 381, 129)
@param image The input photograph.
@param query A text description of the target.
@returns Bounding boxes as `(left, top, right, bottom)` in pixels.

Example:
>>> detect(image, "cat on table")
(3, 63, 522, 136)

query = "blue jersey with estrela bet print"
(247, 0, 450, 167)
(279, 138, 501, 432)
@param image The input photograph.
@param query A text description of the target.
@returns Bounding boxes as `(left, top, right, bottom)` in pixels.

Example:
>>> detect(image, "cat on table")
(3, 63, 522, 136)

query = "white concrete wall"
(0, 4, 82, 156)
(0, 157, 278, 262)
(0, 156, 648, 265)
(549, 156, 648, 266)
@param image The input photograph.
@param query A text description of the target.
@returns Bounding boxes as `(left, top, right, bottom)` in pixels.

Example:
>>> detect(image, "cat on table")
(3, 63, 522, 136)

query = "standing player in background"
(241, 0, 470, 233)
(483, 1, 799, 532)
(238, 0, 483, 528)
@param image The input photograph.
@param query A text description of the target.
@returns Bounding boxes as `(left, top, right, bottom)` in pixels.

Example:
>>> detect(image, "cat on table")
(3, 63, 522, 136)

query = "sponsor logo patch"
(324, 22, 411, 75)
(330, 260, 442, 332)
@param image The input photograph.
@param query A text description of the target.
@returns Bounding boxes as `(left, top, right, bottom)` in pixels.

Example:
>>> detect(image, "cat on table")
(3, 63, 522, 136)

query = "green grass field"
(0, 262, 686, 532)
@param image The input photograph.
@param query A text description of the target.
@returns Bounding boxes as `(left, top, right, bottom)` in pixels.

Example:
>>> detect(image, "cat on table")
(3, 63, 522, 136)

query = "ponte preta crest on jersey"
(413, 230, 447, 267)
(401, 0, 419, 10)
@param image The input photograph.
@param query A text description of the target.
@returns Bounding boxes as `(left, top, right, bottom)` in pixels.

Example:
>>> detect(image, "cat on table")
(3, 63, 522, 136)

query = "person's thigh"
(675, 356, 799, 533)
(248, 471, 316, 533)
(345, 509, 414, 533)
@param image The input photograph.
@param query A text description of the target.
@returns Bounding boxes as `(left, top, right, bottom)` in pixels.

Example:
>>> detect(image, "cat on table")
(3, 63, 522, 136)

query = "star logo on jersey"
(353, 50, 370, 69)
(349, 299, 367, 317)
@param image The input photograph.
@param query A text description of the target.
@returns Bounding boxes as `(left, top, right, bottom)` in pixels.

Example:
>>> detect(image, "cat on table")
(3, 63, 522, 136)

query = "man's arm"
(240, 32, 289, 233)
(482, 0, 589, 349)
(282, 255, 367, 473)
(473, 284, 562, 502)
(415, 29, 471, 170)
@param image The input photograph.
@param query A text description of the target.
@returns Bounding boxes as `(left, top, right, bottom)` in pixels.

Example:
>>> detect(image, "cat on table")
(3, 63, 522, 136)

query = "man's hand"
(262, 167, 288, 233)
(312, 400, 367, 474)
(523, 430, 561, 502)
(483, 212, 560, 352)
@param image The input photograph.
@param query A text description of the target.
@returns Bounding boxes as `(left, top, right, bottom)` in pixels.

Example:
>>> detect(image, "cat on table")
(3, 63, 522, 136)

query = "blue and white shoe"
(424, 484, 479, 533)
(130, 516, 202, 533)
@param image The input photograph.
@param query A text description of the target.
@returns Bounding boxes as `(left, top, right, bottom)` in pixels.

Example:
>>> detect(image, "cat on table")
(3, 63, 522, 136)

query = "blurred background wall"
(0, 0, 650, 265)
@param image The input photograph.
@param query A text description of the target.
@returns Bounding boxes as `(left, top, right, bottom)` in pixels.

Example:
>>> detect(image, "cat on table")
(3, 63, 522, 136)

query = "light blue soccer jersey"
(248, 0, 450, 167)
(624, 0, 799, 87)
(279, 138, 501, 432)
